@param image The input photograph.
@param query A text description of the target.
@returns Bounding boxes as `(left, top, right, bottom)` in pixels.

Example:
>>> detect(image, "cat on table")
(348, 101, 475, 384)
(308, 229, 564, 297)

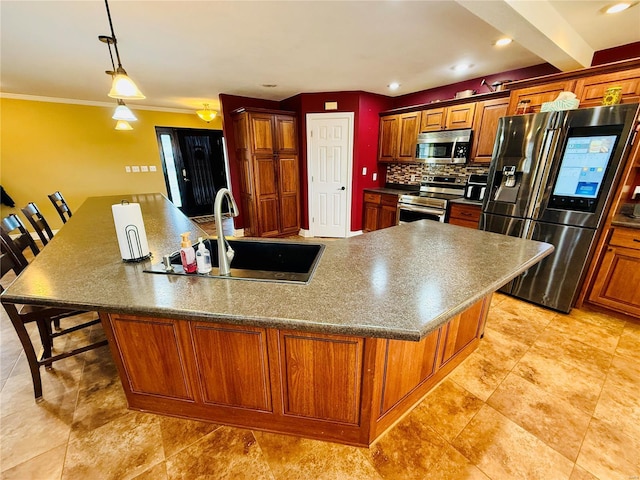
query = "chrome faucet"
(214, 188, 239, 276)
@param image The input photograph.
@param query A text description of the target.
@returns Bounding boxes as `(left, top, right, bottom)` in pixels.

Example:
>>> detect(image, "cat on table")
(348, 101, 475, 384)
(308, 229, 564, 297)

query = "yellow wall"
(0, 97, 223, 230)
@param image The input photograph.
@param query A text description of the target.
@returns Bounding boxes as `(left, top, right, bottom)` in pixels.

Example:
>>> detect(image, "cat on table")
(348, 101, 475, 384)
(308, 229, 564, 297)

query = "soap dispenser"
(180, 232, 197, 274)
(196, 237, 212, 274)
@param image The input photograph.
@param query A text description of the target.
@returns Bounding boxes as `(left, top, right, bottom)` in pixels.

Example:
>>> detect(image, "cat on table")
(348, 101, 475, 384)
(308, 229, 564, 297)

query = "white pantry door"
(306, 113, 354, 238)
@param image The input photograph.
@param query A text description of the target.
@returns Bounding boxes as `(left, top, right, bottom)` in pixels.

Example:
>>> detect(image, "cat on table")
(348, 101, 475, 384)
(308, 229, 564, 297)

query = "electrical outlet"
(125, 166, 131, 173)
(131, 166, 140, 173)
(373, 172, 378, 181)
(411, 174, 416, 182)
(149, 165, 157, 172)
(362, 167, 367, 175)
(140, 165, 149, 172)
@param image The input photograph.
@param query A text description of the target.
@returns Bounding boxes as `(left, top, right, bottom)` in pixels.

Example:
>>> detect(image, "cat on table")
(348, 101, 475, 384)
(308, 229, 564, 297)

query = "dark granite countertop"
(363, 185, 419, 196)
(449, 198, 484, 207)
(612, 204, 640, 229)
(1, 193, 553, 341)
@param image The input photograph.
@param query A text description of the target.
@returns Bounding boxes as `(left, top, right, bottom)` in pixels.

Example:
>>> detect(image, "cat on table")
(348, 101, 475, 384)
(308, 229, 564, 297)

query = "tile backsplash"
(386, 163, 490, 185)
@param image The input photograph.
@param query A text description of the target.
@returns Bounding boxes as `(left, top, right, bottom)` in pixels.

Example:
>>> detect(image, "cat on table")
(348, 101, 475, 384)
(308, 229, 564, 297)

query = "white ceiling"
(1, 1, 639, 112)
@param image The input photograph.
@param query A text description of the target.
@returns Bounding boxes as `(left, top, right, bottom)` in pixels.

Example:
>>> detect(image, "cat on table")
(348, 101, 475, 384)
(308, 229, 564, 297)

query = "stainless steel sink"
(144, 238, 324, 284)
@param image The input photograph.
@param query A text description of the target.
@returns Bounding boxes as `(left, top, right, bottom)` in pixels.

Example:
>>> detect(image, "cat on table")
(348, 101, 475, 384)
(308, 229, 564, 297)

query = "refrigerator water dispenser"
(494, 166, 520, 203)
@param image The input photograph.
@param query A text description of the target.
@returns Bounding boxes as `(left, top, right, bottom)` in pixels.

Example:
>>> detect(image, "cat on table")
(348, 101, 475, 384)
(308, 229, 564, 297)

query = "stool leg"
(3, 303, 44, 400)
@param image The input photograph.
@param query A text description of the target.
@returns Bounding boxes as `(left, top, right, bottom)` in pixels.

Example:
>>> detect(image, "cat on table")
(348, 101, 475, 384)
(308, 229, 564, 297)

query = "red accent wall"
(591, 42, 640, 66)
(280, 91, 392, 232)
(392, 64, 559, 108)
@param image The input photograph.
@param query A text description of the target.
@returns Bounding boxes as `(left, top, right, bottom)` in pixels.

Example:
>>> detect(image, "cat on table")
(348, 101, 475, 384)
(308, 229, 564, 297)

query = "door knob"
(340, 186, 346, 190)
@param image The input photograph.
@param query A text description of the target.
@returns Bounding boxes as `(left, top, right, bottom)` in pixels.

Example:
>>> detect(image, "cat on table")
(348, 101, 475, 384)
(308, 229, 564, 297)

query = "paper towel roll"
(111, 201, 150, 261)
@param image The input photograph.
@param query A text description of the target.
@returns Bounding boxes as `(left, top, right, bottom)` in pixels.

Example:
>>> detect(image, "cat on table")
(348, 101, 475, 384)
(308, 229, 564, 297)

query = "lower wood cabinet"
(448, 203, 482, 229)
(101, 295, 492, 446)
(588, 227, 640, 317)
(363, 192, 398, 232)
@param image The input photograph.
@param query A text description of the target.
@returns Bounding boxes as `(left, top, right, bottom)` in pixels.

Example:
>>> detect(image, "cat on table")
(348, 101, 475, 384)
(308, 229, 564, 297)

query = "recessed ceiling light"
(388, 82, 400, 90)
(494, 37, 513, 47)
(451, 64, 473, 72)
(603, 2, 635, 13)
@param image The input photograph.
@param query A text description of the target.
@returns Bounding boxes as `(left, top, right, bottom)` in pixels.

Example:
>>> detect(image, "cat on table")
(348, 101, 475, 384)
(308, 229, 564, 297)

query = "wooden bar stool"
(21, 202, 55, 246)
(0, 230, 107, 400)
(48, 191, 73, 224)
(1, 213, 40, 256)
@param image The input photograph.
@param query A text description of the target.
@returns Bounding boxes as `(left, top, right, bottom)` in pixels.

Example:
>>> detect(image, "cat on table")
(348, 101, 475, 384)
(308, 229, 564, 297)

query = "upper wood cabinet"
(470, 97, 509, 164)
(232, 108, 300, 237)
(507, 80, 577, 114)
(575, 68, 640, 107)
(420, 103, 475, 132)
(378, 111, 421, 163)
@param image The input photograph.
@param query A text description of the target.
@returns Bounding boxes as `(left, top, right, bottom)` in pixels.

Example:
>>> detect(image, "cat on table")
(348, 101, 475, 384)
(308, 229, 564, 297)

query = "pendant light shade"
(112, 99, 137, 121)
(101, 0, 145, 100)
(115, 120, 133, 131)
(196, 104, 217, 123)
(109, 71, 145, 99)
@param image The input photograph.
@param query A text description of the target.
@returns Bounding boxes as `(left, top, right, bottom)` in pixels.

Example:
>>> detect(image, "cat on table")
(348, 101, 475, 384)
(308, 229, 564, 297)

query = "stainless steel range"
(398, 176, 465, 223)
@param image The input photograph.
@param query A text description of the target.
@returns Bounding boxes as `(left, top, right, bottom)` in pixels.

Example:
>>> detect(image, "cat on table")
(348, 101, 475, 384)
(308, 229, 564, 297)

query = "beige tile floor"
(1, 250, 639, 478)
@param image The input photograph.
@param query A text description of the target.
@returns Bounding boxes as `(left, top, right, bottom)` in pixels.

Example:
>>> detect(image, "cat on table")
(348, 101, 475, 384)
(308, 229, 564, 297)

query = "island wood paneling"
(110, 314, 194, 400)
(101, 295, 491, 446)
(279, 331, 364, 425)
(190, 322, 272, 411)
(378, 329, 440, 415)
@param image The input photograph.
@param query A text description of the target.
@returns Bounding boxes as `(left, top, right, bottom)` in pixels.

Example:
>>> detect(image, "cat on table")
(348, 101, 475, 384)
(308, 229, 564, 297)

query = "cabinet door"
(190, 322, 272, 411)
(249, 114, 275, 154)
(575, 68, 640, 107)
(440, 299, 485, 366)
(363, 202, 380, 232)
(378, 115, 399, 162)
(421, 108, 445, 132)
(589, 228, 640, 317)
(445, 103, 476, 130)
(507, 80, 576, 114)
(278, 155, 301, 235)
(278, 330, 365, 425)
(379, 194, 398, 229)
(471, 98, 509, 163)
(254, 155, 280, 236)
(274, 115, 298, 154)
(397, 112, 421, 161)
(109, 315, 195, 400)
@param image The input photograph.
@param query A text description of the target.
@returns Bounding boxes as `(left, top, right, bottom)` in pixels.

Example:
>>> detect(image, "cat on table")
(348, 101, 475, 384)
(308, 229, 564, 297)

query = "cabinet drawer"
(381, 194, 398, 207)
(449, 203, 482, 222)
(610, 228, 640, 250)
(364, 193, 381, 204)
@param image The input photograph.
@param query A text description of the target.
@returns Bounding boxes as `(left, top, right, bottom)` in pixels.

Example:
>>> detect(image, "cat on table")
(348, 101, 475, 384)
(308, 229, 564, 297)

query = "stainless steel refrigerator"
(480, 103, 639, 312)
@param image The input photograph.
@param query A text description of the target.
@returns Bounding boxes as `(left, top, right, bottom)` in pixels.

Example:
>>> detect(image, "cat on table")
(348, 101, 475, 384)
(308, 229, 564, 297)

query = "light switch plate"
(125, 166, 131, 173)
(131, 166, 140, 173)
(140, 165, 149, 172)
(149, 166, 157, 172)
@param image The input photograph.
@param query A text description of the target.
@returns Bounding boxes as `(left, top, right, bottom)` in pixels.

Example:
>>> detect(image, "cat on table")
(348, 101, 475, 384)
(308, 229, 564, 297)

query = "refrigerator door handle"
(526, 128, 561, 219)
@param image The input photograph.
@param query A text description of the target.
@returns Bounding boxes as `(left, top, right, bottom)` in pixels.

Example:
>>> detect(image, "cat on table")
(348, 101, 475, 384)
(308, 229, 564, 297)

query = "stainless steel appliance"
(415, 129, 472, 164)
(481, 104, 640, 312)
(464, 174, 488, 201)
(398, 176, 465, 223)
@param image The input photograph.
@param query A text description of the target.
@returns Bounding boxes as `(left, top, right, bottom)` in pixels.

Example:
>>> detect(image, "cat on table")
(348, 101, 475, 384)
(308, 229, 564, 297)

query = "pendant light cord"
(104, 0, 123, 69)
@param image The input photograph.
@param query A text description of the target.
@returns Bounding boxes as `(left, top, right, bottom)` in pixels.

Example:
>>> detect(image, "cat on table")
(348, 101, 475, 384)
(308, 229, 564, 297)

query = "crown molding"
(0, 92, 194, 114)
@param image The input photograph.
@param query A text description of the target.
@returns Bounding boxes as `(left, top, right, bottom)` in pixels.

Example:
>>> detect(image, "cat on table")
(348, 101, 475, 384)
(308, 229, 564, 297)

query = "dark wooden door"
(156, 128, 227, 217)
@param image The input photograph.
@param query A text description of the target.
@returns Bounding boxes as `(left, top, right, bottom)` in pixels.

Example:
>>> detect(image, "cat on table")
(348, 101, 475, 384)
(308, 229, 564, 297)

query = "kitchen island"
(1, 193, 553, 446)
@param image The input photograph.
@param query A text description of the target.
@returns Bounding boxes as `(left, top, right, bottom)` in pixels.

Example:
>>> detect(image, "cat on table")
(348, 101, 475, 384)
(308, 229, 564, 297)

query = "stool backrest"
(48, 191, 72, 223)
(0, 213, 40, 256)
(21, 202, 54, 245)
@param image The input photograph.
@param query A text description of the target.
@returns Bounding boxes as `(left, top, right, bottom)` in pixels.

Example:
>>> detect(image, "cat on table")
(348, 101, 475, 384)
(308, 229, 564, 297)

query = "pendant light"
(100, 0, 145, 100)
(112, 99, 137, 121)
(115, 120, 133, 131)
(196, 104, 218, 123)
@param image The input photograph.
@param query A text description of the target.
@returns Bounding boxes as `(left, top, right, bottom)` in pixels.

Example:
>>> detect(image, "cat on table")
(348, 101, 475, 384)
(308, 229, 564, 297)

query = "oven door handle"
(398, 204, 445, 216)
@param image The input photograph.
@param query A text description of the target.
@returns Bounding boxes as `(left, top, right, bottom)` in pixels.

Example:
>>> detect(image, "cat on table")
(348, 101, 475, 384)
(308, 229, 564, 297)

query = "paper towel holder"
(117, 200, 151, 263)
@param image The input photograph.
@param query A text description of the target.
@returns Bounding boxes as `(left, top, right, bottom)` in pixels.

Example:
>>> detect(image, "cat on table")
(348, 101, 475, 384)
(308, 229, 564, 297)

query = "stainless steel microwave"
(415, 128, 472, 164)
